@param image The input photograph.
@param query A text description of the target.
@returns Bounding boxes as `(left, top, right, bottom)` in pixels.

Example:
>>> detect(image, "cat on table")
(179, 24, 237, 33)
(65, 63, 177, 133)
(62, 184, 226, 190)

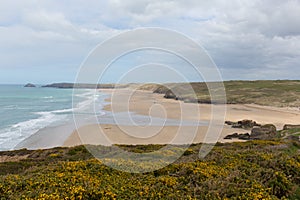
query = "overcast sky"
(0, 0, 299, 84)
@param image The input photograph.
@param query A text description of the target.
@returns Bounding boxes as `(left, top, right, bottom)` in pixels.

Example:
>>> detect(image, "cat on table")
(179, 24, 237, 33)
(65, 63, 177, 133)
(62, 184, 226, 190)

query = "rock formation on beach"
(164, 90, 177, 99)
(224, 133, 250, 140)
(225, 119, 261, 129)
(224, 120, 300, 141)
(250, 124, 277, 140)
(224, 120, 277, 140)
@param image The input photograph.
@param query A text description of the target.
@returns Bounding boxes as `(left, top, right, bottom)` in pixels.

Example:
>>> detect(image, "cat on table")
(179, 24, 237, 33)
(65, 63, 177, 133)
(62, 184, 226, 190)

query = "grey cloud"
(0, 0, 299, 83)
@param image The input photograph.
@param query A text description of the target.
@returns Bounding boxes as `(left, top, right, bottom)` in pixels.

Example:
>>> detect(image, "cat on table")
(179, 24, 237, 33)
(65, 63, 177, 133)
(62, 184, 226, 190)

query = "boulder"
(224, 133, 239, 139)
(225, 121, 234, 125)
(24, 83, 36, 87)
(238, 133, 250, 140)
(224, 133, 250, 140)
(250, 124, 277, 139)
(229, 119, 261, 129)
(238, 119, 260, 129)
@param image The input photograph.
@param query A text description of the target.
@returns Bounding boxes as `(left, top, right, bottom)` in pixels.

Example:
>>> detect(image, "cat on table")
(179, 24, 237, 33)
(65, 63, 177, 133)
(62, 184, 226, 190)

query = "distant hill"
(140, 80, 300, 107)
(43, 80, 300, 107)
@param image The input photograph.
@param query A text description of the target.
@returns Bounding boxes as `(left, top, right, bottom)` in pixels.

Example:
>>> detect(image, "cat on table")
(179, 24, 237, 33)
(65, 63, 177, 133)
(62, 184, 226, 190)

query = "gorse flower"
(0, 140, 299, 199)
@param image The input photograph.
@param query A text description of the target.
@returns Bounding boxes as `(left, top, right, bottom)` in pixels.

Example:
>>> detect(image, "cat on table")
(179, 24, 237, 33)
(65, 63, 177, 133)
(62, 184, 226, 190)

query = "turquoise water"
(0, 85, 207, 151)
(0, 85, 105, 151)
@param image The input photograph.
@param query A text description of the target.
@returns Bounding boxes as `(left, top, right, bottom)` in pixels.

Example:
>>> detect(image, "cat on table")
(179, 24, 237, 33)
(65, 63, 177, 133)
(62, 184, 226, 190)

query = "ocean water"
(0, 85, 208, 151)
(0, 85, 106, 151)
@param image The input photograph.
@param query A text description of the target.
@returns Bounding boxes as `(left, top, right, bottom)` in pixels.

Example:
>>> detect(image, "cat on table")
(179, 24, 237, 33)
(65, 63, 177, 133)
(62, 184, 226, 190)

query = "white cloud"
(0, 0, 299, 83)
(22, 11, 74, 32)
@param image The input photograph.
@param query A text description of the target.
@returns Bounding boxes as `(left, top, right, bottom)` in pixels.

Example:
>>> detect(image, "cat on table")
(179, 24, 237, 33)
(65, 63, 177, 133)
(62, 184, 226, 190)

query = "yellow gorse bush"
(0, 140, 299, 199)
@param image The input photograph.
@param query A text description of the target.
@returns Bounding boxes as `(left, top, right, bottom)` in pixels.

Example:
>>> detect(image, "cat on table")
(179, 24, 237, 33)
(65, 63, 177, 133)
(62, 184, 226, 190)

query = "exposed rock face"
(153, 86, 169, 94)
(24, 83, 36, 87)
(224, 133, 250, 140)
(224, 133, 239, 139)
(239, 133, 251, 140)
(224, 120, 277, 140)
(164, 90, 176, 99)
(283, 124, 300, 130)
(226, 119, 261, 129)
(225, 121, 234, 125)
(250, 124, 277, 140)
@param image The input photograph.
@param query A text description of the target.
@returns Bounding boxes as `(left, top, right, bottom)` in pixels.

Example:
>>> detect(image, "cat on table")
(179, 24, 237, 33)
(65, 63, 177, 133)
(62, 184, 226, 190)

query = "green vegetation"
(0, 140, 299, 199)
(140, 80, 300, 107)
(43, 80, 300, 106)
(279, 128, 300, 139)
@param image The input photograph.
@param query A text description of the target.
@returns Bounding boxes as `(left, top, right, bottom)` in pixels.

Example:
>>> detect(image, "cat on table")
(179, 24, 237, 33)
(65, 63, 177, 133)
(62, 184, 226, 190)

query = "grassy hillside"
(139, 80, 300, 107)
(0, 139, 299, 199)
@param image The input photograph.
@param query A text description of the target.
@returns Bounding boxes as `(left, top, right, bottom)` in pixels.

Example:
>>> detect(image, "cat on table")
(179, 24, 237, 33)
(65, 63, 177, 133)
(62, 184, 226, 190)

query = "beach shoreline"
(63, 88, 300, 147)
(14, 88, 300, 150)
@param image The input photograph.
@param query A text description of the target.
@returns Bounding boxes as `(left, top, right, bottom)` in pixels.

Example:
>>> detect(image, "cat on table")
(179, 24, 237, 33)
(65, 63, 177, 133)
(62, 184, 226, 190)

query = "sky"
(0, 0, 300, 84)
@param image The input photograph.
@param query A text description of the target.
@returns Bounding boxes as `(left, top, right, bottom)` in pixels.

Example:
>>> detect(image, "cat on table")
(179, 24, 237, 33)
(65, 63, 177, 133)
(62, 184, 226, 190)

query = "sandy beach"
(103, 89, 300, 128)
(63, 89, 300, 147)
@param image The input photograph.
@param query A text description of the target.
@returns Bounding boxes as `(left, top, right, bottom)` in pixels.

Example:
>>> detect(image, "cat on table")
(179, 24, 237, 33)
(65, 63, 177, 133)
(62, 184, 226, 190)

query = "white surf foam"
(0, 90, 107, 151)
(73, 90, 107, 115)
(0, 109, 68, 151)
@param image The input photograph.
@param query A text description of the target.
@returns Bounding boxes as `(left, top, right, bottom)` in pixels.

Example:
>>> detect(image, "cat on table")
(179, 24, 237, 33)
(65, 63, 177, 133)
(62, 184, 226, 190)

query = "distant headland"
(41, 80, 300, 107)
(24, 83, 36, 87)
(42, 83, 118, 89)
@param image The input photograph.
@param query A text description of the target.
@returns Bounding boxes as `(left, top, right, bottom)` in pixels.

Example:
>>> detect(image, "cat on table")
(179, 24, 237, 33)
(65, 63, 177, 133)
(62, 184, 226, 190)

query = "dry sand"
(103, 89, 300, 128)
(64, 89, 300, 147)
(63, 124, 248, 146)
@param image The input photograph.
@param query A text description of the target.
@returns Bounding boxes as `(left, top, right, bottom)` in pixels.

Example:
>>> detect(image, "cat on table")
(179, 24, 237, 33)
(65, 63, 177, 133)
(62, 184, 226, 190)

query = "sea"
(0, 85, 207, 151)
(0, 85, 107, 151)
